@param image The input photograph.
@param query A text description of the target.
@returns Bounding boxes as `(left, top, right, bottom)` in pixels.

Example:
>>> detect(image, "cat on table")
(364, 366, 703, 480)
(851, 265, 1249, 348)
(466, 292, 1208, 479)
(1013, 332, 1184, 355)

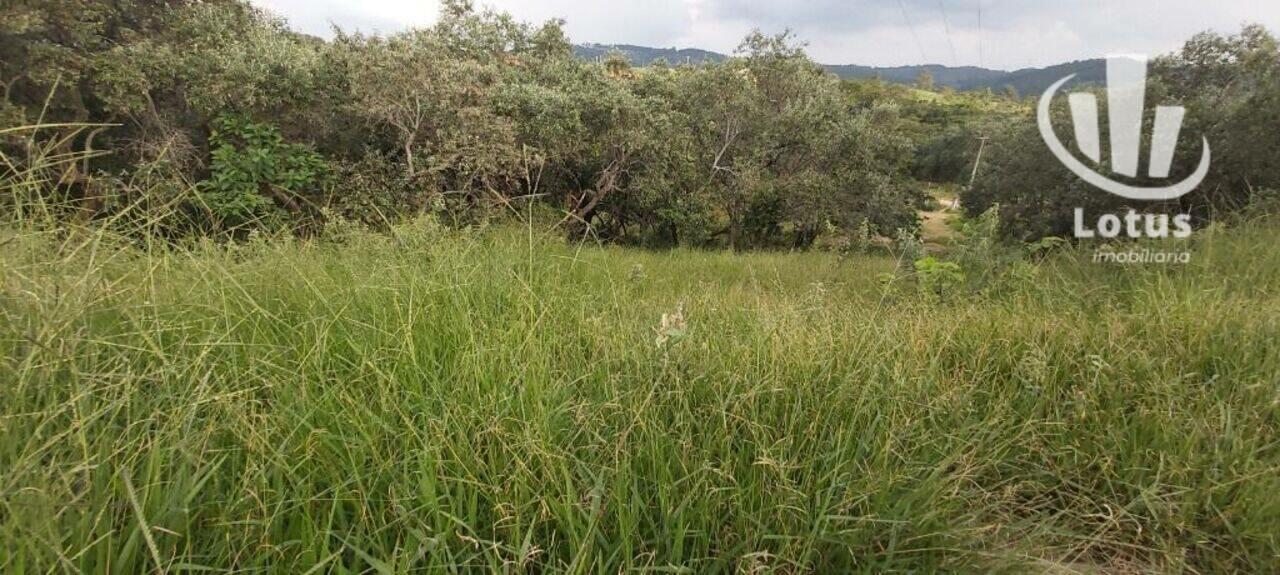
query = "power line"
(937, 0, 959, 66)
(976, 0, 985, 68)
(897, 0, 928, 64)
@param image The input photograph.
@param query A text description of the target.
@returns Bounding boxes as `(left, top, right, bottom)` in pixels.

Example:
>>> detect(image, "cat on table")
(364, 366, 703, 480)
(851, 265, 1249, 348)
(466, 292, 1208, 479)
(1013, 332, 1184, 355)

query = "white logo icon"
(1038, 54, 1210, 201)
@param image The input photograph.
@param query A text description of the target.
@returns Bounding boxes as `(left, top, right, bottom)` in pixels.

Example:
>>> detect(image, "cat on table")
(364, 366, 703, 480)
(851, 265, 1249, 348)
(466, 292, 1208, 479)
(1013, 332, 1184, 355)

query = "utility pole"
(954, 134, 988, 212)
(968, 135, 989, 188)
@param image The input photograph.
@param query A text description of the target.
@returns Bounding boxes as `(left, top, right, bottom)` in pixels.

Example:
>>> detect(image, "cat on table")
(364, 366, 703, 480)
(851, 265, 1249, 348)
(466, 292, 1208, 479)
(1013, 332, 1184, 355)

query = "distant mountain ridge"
(822, 63, 1006, 88)
(573, 43, 1105, 95)
(573, 43, 726, 66)
(951, 59, 1107, 95)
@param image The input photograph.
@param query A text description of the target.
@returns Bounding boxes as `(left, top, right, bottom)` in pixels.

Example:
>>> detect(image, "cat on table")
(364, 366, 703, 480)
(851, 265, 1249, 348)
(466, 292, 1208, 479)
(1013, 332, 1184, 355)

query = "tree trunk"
(261, 182, 301, 214)
(562, 155, 626, 237)
(404, 140, 415, 178)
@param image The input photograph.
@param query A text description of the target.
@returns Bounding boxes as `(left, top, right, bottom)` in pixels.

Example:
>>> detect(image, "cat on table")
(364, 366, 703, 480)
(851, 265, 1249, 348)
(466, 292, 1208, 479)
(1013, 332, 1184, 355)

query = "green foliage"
(1154, 25, 1280, 208)
(1025, 235, 1068, 258)
(960, 105, 1118, 241)
(0, 0, 948, 248)
(949, 203, 1045, 294)
(912, 256, 965, 301)
(198, 115, 327, 232)
(892, 227, 924, 275)
(326, 151, 420, 226)
(951, 203, 1000, 262)
(818, 217, 878, 259)
(840, 78, 1028, 185)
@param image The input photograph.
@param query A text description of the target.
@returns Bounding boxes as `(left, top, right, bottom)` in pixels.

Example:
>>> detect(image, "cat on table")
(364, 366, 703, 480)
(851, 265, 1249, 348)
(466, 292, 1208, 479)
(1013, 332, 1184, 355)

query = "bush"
(197, 115, 328, 234)
(326, 152, 424, 227)
(913, 256, 965, 301)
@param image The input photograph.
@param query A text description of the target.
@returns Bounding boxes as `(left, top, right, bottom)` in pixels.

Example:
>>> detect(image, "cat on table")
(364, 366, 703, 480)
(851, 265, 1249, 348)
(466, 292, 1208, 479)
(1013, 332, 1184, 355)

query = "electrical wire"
(937, 0, 959, 66)
(977, 0, 985, 68)
(897, 0, 929, 64)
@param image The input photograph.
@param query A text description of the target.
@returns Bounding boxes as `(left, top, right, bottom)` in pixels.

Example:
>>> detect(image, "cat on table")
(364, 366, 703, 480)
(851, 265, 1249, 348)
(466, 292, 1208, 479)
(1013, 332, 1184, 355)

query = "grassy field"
(1, 216, 1278, 573)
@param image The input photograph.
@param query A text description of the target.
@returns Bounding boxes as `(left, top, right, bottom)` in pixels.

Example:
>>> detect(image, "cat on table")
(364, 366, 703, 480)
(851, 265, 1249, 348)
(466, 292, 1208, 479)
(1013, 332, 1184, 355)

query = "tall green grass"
(1, 211, 1277, 573)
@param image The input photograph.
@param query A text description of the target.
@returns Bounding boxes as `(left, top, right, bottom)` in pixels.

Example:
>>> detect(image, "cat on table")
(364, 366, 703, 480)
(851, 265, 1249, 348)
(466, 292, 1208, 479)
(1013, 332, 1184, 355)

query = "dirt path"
(921, 190, 960, 252)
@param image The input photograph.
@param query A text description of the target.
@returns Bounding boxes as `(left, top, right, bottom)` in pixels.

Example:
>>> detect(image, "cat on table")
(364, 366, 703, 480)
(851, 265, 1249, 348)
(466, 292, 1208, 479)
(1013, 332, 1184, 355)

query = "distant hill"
(954, 59, 1107, 95)
(573, 43, 1105, 95)
(826, 60, 1105, 96)
(573, 43, 726, 66)
(823, 63, 1006, 88)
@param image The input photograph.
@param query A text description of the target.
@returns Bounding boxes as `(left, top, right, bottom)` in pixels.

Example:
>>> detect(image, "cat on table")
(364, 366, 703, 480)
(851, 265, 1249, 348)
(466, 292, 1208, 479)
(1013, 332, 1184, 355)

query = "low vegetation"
(2, 211, 1277, 572)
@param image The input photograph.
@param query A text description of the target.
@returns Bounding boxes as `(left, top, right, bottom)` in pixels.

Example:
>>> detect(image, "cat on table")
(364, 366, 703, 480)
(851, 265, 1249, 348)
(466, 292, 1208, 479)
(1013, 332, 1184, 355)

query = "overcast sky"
(251, 0, 1280, 71)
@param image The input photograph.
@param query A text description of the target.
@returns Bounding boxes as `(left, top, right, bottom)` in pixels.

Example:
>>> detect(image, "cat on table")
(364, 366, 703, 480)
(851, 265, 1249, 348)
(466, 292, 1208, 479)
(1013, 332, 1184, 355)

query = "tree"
(1153, 24, 1280, 211)
(671, 31, 921, 249)
(916, 70, 935, 91)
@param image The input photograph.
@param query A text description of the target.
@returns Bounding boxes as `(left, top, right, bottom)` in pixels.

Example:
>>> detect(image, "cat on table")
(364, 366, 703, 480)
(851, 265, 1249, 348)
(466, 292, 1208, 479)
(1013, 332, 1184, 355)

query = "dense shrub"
(4, 1, 1277, 248)
(1, 0, 924, 248)
(197, 116, 328, 234)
